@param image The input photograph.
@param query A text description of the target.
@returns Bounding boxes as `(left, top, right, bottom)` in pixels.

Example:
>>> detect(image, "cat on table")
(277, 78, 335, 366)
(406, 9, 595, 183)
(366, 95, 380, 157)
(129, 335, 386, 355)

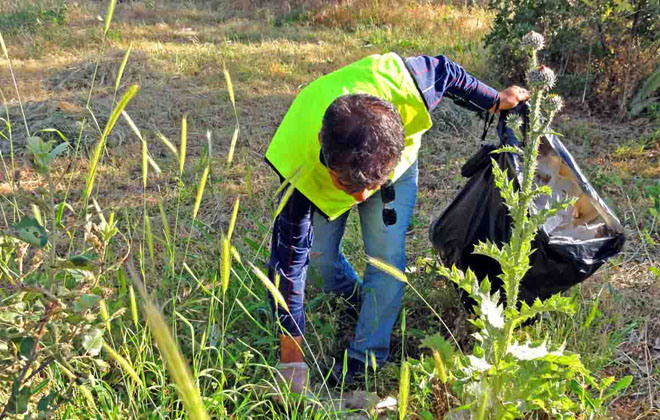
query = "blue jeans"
(310, 161, 418, 366)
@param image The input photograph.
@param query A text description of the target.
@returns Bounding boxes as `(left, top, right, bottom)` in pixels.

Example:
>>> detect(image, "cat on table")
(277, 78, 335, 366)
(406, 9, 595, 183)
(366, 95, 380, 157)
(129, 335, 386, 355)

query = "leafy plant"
(417, 32, 632, 419)
(0, 133, 122, 417)
(629, 65, 660, 117)
(0, 2, 67, 35)
(485, 0, 660, 118)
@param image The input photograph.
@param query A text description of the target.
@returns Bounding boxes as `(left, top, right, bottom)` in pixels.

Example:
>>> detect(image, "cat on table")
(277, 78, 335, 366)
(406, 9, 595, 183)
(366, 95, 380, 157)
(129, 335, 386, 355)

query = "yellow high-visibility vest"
(265, 53, 432, 220)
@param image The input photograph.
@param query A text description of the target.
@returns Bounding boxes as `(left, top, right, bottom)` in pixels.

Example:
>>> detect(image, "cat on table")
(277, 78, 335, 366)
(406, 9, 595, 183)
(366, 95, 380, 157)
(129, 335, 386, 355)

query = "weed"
(418, 32, 631, 419)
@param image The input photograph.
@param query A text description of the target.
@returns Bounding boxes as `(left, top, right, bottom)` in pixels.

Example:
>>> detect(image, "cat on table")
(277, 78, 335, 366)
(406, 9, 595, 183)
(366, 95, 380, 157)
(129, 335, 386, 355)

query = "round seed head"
(521, 31, 545, 51)
(544, 94, 564, 113)
(528, 65, 556, 89)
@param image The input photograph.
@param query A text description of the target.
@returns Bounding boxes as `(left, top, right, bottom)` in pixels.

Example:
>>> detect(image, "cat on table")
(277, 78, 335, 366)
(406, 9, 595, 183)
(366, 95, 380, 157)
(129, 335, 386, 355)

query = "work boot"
(273, 335, 311, 404)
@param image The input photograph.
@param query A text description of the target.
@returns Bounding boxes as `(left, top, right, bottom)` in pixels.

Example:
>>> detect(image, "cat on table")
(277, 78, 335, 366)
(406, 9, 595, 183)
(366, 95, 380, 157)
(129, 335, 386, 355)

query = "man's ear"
(318, 133, 322, 145)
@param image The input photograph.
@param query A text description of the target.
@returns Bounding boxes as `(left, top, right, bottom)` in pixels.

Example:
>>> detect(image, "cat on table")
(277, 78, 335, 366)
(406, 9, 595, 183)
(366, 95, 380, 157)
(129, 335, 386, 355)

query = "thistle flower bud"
(521, 31, 545, 51)
(544, 94, 564, 113)
(528, 65, 556, 89)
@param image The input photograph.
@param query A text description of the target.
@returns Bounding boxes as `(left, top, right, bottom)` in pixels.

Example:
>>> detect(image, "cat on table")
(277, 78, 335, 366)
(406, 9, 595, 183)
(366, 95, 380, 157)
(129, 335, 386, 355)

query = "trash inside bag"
(429, 104, 625, 305)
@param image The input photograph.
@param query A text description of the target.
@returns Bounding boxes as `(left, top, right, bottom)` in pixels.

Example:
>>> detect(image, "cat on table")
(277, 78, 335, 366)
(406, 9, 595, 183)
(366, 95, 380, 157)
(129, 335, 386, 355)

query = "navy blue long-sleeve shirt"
(269, 55, 498, 336)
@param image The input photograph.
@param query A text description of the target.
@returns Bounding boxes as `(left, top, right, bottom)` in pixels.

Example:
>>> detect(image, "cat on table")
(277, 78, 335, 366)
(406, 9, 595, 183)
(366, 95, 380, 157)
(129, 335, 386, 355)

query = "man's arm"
(404, 55, 529, 112)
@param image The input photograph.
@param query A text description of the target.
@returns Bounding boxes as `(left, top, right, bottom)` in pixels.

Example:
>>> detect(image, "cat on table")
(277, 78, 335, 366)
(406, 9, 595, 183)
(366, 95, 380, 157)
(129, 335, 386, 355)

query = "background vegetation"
(0, 0, 658, 418)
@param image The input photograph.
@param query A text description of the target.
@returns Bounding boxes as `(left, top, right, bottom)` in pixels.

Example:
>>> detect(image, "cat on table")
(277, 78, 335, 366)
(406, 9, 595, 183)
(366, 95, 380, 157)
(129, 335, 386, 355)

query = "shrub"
(484, 0, 660, 118)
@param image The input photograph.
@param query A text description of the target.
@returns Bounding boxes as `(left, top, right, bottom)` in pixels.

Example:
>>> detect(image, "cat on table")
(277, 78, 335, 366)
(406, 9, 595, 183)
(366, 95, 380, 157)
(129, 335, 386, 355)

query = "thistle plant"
(419, 32, 632, 419)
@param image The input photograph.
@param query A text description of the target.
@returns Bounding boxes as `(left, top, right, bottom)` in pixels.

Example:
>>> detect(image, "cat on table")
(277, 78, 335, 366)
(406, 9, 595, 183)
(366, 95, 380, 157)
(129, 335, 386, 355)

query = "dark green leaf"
(421, 334, 454, 359)
(117, 268, 127, 298)
(19, 336, 36, 359)
(610, 375, 633, 394)
(67, 253, 98, 270)
(73, 294, 102, 312)
(583, 297, 600, 329)
(49, 142, 69, 158)
(7, 385, 31, 414)
(31, 378, 50, 395)
(12, 217, 48, 248)
(420, 411, 434, 420)
(37, 392, 53, 411)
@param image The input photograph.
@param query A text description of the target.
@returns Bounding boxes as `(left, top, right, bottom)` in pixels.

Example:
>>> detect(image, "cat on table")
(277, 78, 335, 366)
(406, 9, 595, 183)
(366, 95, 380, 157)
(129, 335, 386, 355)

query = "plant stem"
(45, 170, 57, 291)
(476, 387, 489, 420)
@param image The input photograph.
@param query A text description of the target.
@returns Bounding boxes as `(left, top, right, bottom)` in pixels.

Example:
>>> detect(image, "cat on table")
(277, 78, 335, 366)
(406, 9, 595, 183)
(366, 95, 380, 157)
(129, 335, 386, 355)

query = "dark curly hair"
(320, 94, 405, 193)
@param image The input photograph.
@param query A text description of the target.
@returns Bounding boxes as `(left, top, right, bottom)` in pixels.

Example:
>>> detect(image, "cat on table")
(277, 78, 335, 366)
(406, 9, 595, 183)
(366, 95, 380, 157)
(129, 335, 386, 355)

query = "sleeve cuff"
(471, 81, 499, 111)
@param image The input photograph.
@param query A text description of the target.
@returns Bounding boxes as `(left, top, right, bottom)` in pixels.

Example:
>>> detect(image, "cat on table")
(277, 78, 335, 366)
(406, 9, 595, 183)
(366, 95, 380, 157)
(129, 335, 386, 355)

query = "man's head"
(320, 94, 405, 202)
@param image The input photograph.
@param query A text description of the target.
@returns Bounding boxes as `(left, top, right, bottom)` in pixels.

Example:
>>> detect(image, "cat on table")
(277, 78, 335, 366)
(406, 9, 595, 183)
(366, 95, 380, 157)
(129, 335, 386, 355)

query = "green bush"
(484, 0, 660, 118)
(0, 2, 67, 35)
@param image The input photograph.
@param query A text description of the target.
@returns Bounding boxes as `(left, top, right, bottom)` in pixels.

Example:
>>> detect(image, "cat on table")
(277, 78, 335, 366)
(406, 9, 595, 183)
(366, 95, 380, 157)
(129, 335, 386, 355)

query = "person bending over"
(264, 52, 530, 393)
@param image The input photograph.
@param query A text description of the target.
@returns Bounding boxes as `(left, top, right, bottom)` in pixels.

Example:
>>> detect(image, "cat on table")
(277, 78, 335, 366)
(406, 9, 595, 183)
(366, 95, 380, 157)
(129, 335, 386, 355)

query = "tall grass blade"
(31, 204, 43, 227)
(226, 127, 239, 170)
(206, 130, 212, 159)
(179, 114, 187, 177)
(92, 197, 106, 224)
(84, 84, 139, 201)
(235, 298, 270, 334)
(99, 299, 111, 333)
(104, 0, 117, 35)
(0, 32, 30, 137)
(244, 165, 252, 198)
(158, 201, 171, 243)
(221, 236, 231, 296)
(248, 261, 289, 313)
(122, 110, 143, 140)
(144, 213, 154, 263)
(78, 385, 97, 410)
(230, 245, 242, 264)
(366, 255, 408, 283)
(227, 197, 240, 240)
(115, 43, 133, 93)
(146, 153, 161, 175)
(629, 66, 660, 117)
(432, 351, 448, 383)
(274, 182, 296, 219)
(192, 166, 209, 221)
(141, 134, 148, 189)
(273, 165, 303, 197)
(129, 284, 139, 329)
(223, 64, 240, 170)
(223, 62, 236, 108)
(102, 342, 142, 385)
(137, 284, 212, 420)
(398, 360, 410, 420)
(0, 32, 7, 58)
(155, 131, 179, 158)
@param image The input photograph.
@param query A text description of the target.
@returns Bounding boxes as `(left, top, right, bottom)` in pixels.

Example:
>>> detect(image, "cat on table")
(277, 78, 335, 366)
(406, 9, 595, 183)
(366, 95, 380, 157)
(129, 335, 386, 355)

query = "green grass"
(0, 0, 658, 419)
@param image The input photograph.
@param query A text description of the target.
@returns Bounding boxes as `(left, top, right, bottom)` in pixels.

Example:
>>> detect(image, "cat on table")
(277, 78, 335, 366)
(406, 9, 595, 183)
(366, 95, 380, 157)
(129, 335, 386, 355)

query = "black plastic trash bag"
(429, 105, 625, 304)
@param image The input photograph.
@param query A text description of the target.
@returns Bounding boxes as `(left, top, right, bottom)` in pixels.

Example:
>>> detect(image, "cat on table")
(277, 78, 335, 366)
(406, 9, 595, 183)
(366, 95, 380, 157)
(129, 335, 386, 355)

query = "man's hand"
(491, 85, 531, 113)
